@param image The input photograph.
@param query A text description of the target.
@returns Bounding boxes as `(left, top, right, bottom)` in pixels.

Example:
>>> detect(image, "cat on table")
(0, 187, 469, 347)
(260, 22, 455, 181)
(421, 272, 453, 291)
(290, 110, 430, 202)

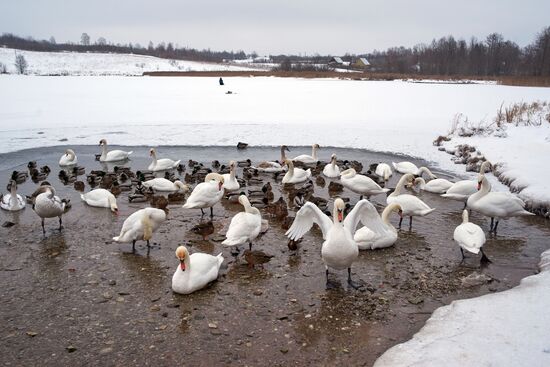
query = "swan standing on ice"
(172, 246, 224, 295)
(340, 168, 389, 199)
(282, 159, 311, 184)
(253, 145, 290, 173)
(183, 173, 225, 217)
(293, 144, 320, 165)
(287, 198, 382, 288)
(322, 154, 341, 178)
(467, 164, 534, 234)
(375, 163, 392, 181)
(80, 188, 118, 213)
(113, 207, 166, 252)
(99, 139, 133, 162)
(454, 209, 489, 263)
(59, 149, 78, 166)
(412, 177, 453, 194)
(33, 186, 66, 234)
(143, 178, 189, 192)
(222, 161, 240, 192)
(387, 173, 435, 229)
(148, 148, 181, 171)
(1, 180, 26, 211)
(222, 195, 262, 254)
(353, 202, 402, 250)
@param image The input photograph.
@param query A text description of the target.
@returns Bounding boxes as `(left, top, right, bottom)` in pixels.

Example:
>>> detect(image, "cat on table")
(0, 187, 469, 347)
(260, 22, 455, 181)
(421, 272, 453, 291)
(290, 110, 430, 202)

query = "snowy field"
(1, 74, 549, 366)
(0, 47, 254, 75)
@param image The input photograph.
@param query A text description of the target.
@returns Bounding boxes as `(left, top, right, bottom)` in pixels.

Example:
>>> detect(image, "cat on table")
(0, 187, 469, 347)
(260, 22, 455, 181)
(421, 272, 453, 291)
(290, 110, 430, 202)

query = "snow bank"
(374, 250, 550, 367)
(0, 48, 254, 75)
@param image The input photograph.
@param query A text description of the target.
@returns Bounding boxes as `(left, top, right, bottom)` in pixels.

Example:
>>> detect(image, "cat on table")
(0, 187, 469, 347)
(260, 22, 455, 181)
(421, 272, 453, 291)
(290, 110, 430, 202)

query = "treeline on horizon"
(1, 25, 549, 77)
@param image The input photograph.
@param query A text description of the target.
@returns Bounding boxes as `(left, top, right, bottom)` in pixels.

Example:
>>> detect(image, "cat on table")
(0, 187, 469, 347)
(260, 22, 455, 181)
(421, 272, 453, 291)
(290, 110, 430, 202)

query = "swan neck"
(312, 146, 318, 160)
(462, 210, 469, 223)
(10, 183, 17, 196)
(394, 175, 409, 195)
(280, 147, 286, 162)
(381, 205, 393, 224)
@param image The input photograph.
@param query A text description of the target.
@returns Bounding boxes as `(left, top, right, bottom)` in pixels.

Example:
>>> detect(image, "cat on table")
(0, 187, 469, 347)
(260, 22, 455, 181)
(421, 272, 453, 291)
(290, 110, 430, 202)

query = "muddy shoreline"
(1, 145, 549, 366)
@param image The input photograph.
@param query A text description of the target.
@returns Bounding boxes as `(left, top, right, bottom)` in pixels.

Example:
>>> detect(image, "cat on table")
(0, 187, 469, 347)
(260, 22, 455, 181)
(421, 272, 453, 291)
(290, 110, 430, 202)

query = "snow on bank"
(441, 124, 550, 212)
(374, 249, 550, 367)
(0, 48, 254, 75)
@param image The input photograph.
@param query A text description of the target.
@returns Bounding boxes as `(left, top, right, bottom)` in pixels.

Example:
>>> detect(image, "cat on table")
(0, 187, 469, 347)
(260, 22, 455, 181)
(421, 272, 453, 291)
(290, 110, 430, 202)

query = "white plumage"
(387, 173, 435, 227)
(414, 177, 453, 194)
(282, 160, 311, 184)
(375, 163, 392, 181)
(353, 202, 401, 250)
(113, 208, 166, 251)
(99, 139, 132, 162)
(322, 154, 341, 178)
(81, 188, 118, 213)
(59, 149, 78, 166)
(222, 195, 262, 250)
(293, 144, 320, 165)
(454, 210, 486, 255)
(148, 148, 181, 171)
(172, 246, 224, 295)
(222, 161, 240, 192)
(440, 180, 478, 203)
(33, 186, 66, 234)
(1, 180, 26, 211)
(340, 168, 389, 197)
(183, 173, 224, 215)
(143, 178, 188, 192)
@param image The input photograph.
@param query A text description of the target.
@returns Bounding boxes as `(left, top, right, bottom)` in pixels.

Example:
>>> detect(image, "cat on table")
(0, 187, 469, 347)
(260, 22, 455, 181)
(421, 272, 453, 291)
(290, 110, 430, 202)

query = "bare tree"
(81, 33, 90, 46)
(14, 54, 27, 74)
(49, 36, 56, 44)
(96, 37, 107, 46)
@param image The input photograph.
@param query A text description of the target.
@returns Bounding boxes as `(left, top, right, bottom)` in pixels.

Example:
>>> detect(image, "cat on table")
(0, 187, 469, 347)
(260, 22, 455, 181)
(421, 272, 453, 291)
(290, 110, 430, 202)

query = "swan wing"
(286, 202, 332, 240)
(344, 199, 386, 237)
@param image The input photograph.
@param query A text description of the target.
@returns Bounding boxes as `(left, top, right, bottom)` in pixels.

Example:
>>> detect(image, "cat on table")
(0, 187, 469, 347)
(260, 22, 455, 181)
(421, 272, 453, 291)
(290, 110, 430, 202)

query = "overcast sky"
(2, 0, 549, 55)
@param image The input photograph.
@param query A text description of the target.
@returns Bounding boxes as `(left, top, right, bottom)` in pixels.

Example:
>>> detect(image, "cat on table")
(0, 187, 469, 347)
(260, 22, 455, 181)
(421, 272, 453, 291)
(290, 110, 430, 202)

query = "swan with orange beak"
(287, 198, 386, 289)
(172, 246, 224, 295)
(183, 173, 225, 217)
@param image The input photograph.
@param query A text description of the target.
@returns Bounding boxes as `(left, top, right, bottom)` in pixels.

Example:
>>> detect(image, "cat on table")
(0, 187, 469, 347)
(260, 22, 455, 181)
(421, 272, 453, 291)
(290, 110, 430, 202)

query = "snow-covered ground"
(0, 47, 254, 75)
(0, 74, 549, 365)
(374, 249, 550, 367)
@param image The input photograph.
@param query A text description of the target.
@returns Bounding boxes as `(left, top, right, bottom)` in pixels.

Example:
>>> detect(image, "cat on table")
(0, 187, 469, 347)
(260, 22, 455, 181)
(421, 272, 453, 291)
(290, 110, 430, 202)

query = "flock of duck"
(1, 141, 535, 293)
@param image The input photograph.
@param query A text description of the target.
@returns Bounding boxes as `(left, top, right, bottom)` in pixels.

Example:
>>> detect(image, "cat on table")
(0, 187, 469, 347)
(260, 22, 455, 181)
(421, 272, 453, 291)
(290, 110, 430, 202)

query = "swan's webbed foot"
(58, 217, 63, 231)
(347, 268, 364, 290)
(210, 207, 214, 218)
(480, 248, 492, 264)
(41, 218, 46, 235)
(132, 240, 136, 253)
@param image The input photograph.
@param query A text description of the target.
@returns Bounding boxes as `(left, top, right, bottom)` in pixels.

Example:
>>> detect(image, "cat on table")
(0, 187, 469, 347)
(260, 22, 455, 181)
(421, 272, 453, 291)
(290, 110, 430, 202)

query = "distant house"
(352, 57, 371, 69)
(328, 57, 344, 66)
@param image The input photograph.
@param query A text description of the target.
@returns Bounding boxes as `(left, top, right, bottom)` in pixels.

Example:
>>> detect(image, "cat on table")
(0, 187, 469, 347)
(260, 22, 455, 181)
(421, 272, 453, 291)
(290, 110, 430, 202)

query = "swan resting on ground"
(253, 145, 290, 173)
(222, 161, 240, 192)
(293, 144, 320, 165)
(1, 180, 26, 211)
(322, 154, 341, 178)
(282, 159, 311, 184)
(340, 168, 389, 198)
(172, 246, 224, 295)
(81, 188, 118, 213)
(143, 178, 189, 192)
(353, 202, 402, 250)
(412, 177, 453, 194)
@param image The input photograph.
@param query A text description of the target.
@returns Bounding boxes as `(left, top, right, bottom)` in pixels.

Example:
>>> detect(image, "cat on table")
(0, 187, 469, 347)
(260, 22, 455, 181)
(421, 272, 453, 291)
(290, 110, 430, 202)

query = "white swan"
(253, 145, 289, 173)
(222, 161, 240, 192)
(59, 149, 78, 166)
(286, 198, 382, 288)
(282, 159, 311, 184)
(340, 168, 389, 198)
(222, 195, 262, 252)
(392, 162, 437, 178)
(148, 148, 181, 171)
(293, 144, 320, 164)
(375, 163, 392, 181)
(467, 171, 534, 233)
(440, 179, 478, 206)
(143, 178, 189, 192)
(353, 202, 401, 250)
(413, 177, 453, 194)
(454, 209, 489, 262)
(1, 180, 26, 211)
(387, 173, 435, 228)
(322, 154, 341, 178)
(183, 173, 225, 216)
(113, 207, 166, 251)
(172, 246, 224, 295)
(33, 186, 66, 234)
(99, 139, 133, 162)
(81, 188, 118, 213)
